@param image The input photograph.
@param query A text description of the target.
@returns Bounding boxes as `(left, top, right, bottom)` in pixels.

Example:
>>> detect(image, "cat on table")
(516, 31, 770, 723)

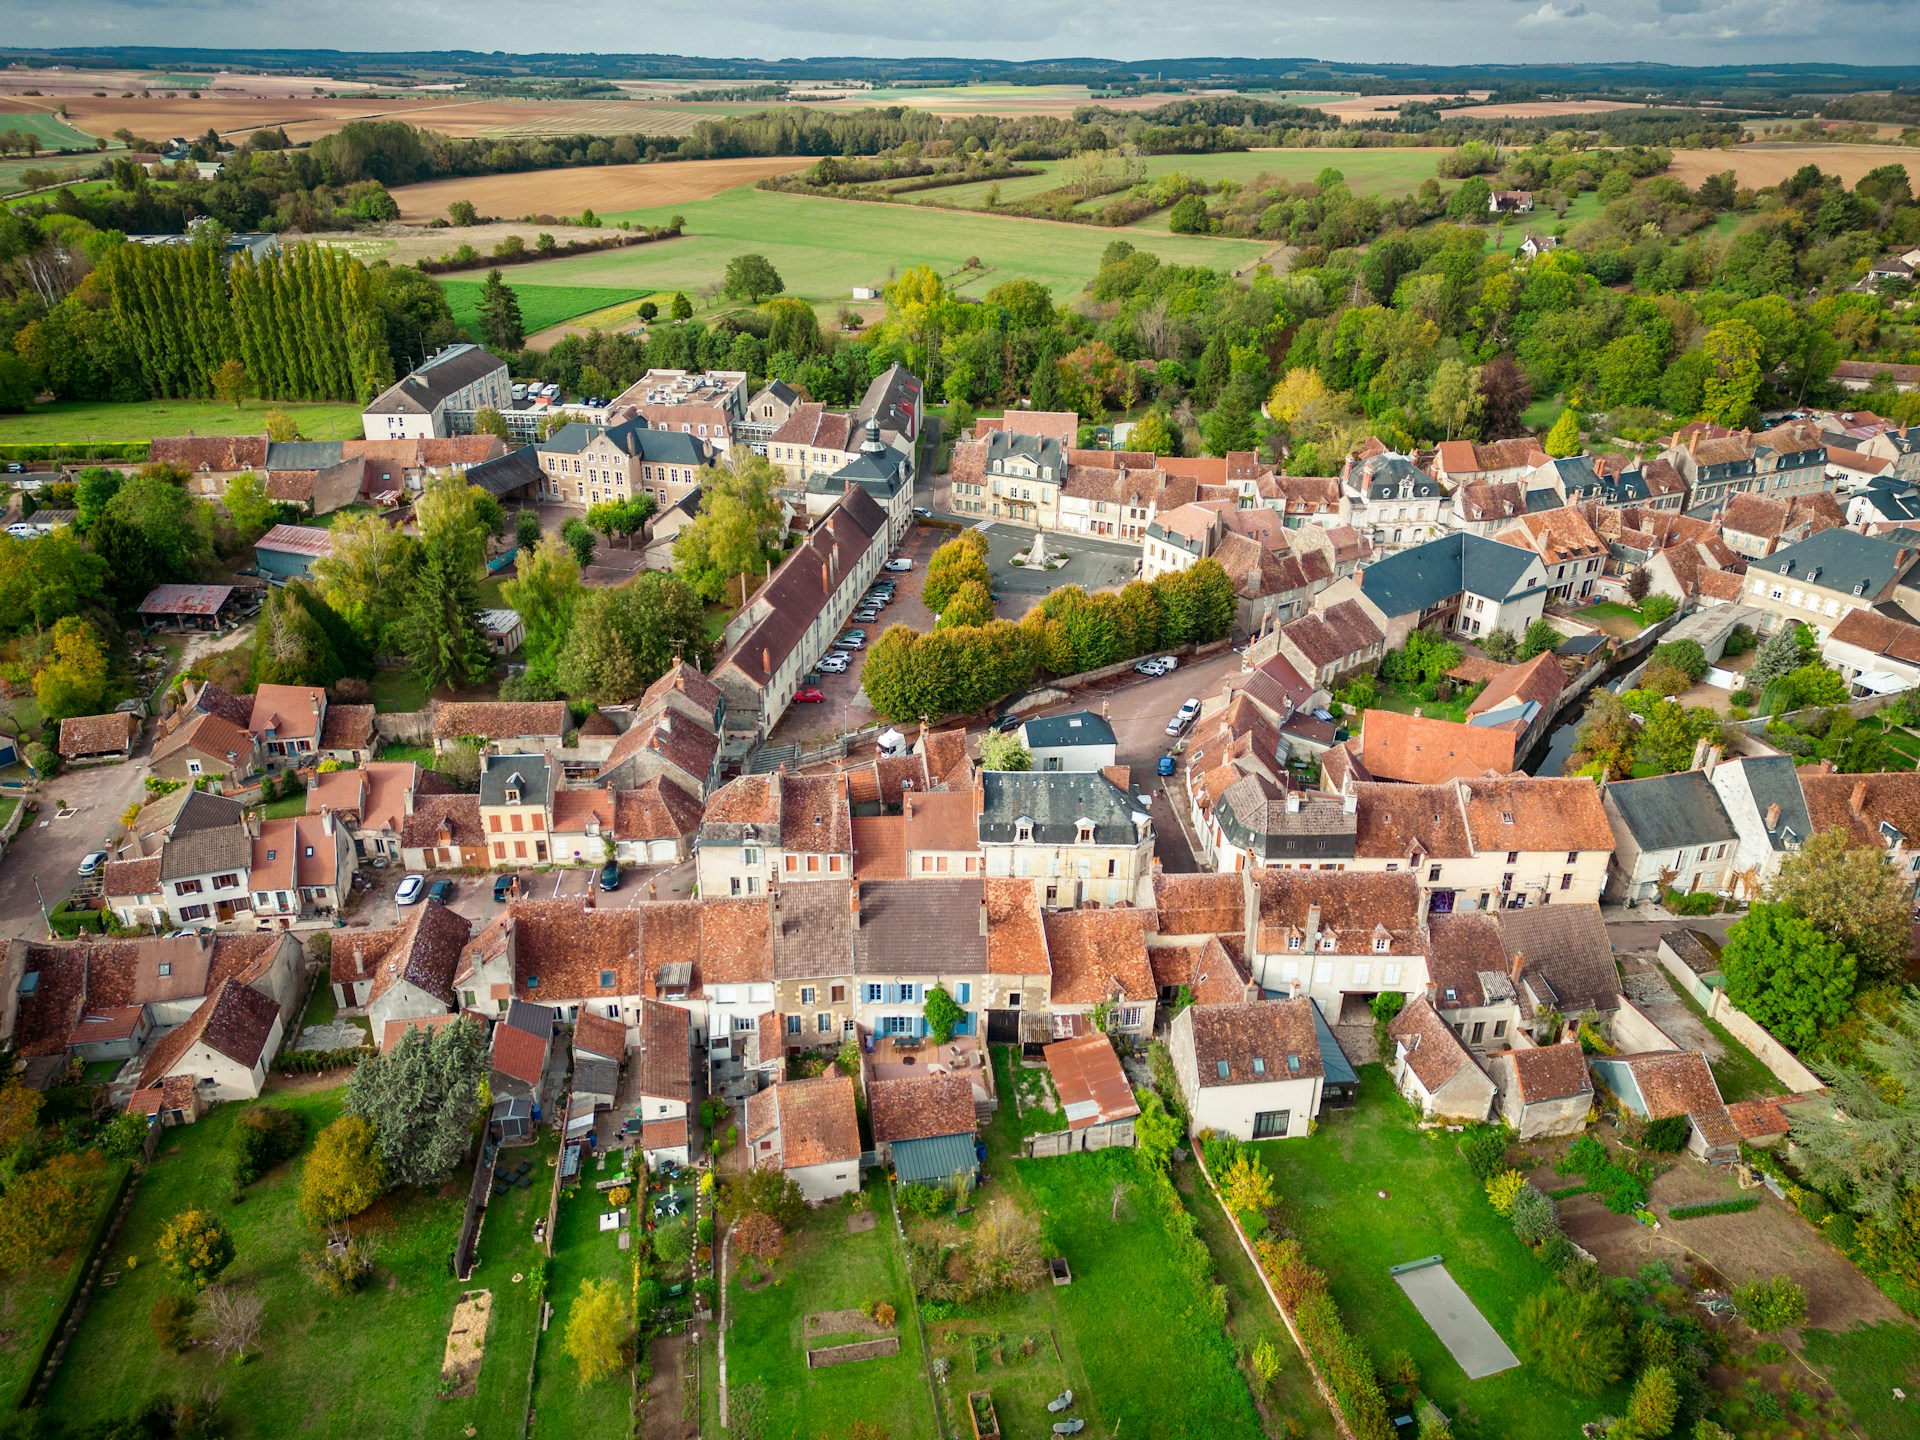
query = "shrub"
(157, 1209, 234, 1290)
(900, 1182, 947, 1218)
(299, 1115, 386, 1228)
(1458, 1123, 1512, 1181)
(306, 1234, 377, 1296)
(1486, 1169, 1529, 1216)
(872, 1301, 896, 1328)
(228, 1104, 306, 1187)
(733, 1211, 784, 1263)
(1732, 1276, 1807, 1332)
(99, 1112, 149, 1160)
(1511, 1184, 1560, 1244)
(149, 1293, 195, 1353)
(1641, 593, 1678, 622)
(1515, 1285, 1630, 1394)
(653, 1220, 692, 1267)
(1628, 1364, 1680, 1440)
(1537, 1231, 1580, 1273)
(1638, 1115, 1691, 1153)
(1557, 1136, 1649, 1214)
(606, 1185, 631, 1208)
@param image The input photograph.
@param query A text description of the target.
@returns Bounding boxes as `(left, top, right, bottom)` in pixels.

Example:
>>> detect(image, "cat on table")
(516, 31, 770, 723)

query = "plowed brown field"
(387, 157, 809, 222)
(1664, 144, 1920, 190)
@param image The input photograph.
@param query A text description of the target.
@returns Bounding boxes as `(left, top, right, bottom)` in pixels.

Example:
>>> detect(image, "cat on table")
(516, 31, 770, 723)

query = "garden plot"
(440, 1289, 492, 1398)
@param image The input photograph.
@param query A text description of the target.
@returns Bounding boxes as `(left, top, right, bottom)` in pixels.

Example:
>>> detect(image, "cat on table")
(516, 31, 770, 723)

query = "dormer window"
(1077, 822, 1094, 844)
(1501, 812, 1513, 825)
(1373, 938, 1389, 953)
(1016, 818, 1033, 843)
(1287, 936, 1302, 952)
(1319, 936, 1335, 951)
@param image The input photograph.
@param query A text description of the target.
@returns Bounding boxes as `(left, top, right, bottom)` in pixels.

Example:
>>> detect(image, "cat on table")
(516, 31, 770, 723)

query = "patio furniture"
(1053, 1422, 1084, 1435)
(1047, 1390, 1073, 1414)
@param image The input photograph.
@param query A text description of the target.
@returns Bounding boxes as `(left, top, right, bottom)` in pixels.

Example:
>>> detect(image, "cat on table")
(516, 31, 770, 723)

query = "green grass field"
(1662, 980, 1787, 1104)
(0, 1160, 130, 1408)
(438, 279, 647, 338)
(1800, 1323, 1920, 1436)
(43, 1088, 550, 1439)
(0, 398, 364, 444)
(0, 110, 100, 151)
(724, 1177, 935, 1440)
(506, 186, 1269, 308)
(529, 1170, 642, 1440)
(1256, 1068, 1627, 1440)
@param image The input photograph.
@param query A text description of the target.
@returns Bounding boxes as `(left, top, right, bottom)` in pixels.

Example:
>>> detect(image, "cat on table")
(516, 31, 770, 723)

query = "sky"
(4, 0, 1920, 67)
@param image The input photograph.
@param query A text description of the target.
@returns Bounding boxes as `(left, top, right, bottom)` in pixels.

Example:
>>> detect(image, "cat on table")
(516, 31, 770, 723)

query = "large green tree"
(311, 512, 421, 652)
(923, 532, 992, 615)
(500, 535, 583, 697)
(1769, 828, 1913, 985)
(553, 572, 711, 706)
(397, 543, 495, 694)
(1720, 902, 1857, 1052)
(671, 453, 787, 604)
(474, 268, 525, 352)
(343, 1018, 488, 1188)
(722, 253, 783, 303)
(252, 579, 370, 689)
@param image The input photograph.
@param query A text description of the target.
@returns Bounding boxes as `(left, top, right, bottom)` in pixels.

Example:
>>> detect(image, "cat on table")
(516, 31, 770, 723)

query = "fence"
(21, 1163, 138, 1410)
(453, 1138, 497, 1281)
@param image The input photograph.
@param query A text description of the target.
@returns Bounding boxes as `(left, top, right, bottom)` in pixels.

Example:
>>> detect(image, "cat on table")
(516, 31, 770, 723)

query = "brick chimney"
(1303, 902, 1321, 954)
(648, 879, 658, 901)
(760, 646, 771, 677)
(1851, 779, 1868, 818)
(979, 896, 989, 937)
(849, 880, 861, 929)
(320, 807, 335, 835)
(1765, 801, 1781, 831)
(1509, 949, 1527, 986)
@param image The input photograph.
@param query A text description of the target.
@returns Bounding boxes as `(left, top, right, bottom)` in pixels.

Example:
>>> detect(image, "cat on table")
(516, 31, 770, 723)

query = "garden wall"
(1703, 991, 1825, 1093)
(372, 710, 433, 744)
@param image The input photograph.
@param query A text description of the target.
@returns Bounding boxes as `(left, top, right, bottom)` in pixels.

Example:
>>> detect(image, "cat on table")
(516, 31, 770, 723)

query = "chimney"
(1510, 949, 1527, 986)
(979, 896, 989, 937)
(1688, 430, 1700, 456)
(1851, 779, 1868, 818)
(760, 646, 771, 676)
(321, 807, 335, 836)
(1765, 801, 1781, 831)
(821, 559, 830, 592)
(1342, 790, 1358, 815)
(1703, 744, 1722, 778)
(1303, 902, 1321, 954)
(1425, 980, 1437, 1005)
(849, 880, 861, 929)
(1690, 737, 1711, 772)
(648, 879, 658, 901)
(355, 941, 367, 978)
(1285, 790, 1302, 814)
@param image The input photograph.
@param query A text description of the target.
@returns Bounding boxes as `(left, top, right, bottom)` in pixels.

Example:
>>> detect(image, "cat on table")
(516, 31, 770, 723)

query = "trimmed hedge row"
(1667, 1196, 1760, 1220)
(414, 226, 677, 275)
(0, 441, 151, 463)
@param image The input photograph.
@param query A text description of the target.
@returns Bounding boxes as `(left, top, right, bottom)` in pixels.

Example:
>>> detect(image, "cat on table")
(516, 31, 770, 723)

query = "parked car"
(1157, 754, 1177, 777)
(493, 873, 517, 903)
(600, 860, 620, 891)
(1165, 698, 1201, 736)
(1155, 655, 1179, 672)
(912, 506, 932, 519)
(817, 653, 851, 674)
(77, 851, 108, 877)
(835, 634, 866, 651)
(427, 879, 453, 904)
(396, 874, 426, 906)
(994, 712, 1023, 733)
(1134, 658, 1168, 677)
(794, 686, 826, 703)
(6, 524, 38, 539)
(853, 610, 882, 625)
(884, 558, 914, 572)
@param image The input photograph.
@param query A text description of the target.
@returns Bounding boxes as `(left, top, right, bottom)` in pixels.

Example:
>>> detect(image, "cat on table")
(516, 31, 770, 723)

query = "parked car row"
(1165, 698, 1201, 736)
(1134, 655, 1180, 678)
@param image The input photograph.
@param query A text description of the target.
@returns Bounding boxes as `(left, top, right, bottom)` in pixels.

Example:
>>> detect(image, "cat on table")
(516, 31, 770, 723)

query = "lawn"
(1567, 601, 1651, 639)
(371, 668, 434, 714)
(0, 1159, 131, 1409)
(0, 398, 364, 445)
(509, 185, 1270, 310)
(0, 794, 17, 832)
(260, 793, 308, 819)
(1799, 1322, 1920, 1438)
(439, 279, 645, 339)
(375, 742, 436, 767)
(1369, 679, 1473, 724)
(723, 1176, 936, 1440)
(42, 1087, 552, 1439)
(1255, 1068, 1627, 1440)
(529, 1159, 643, 1440)
(1663, 980, 1788, 1104)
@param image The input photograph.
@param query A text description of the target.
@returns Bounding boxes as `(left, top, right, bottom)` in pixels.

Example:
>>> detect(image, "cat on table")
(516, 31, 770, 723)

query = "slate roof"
(1605, 771, 1738, 852)
(853, 879, 988, 976)
(869, 1074, 977, 1143)
(465, 444, 545, 498)
(1022, 711, 1117, 750)
(1361, 533, 1543, 617)
(478, 754, 553, 809)
(1212, 776, 1357, 863)
(1719, 755, 1812, 852)
(157, 799, 252, 881)
(1761, 528, 1915, 601)
(365, 343, 504, 415)
(1188, 1000, 1323, 1087)
(978, 771, 1145, 847)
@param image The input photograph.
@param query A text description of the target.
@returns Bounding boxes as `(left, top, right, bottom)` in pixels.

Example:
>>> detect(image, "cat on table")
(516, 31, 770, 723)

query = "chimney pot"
(1765, 801, 1782, 830)
(1851, 779, 1868, 817)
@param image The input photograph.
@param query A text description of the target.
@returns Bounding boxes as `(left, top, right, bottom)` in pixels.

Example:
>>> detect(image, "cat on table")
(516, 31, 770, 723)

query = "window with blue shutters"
(865, 983, 883, 1003)
(957, 983, 971, 1004)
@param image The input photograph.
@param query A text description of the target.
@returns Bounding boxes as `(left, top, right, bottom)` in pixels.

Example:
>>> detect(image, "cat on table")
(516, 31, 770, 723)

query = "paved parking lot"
(0, 753, 150, 943)
(346, 853, 696, 933)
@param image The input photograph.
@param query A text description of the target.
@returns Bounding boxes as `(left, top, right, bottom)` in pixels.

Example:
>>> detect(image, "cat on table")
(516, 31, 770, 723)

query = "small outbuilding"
(1029, 1032, 1140, 1156)
(137, 583, 240, 631)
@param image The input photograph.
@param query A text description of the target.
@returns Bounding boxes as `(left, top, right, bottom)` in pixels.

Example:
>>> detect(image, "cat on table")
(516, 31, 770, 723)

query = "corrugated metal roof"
(138, 583, 234, 616)
(891, 1133, 977, 1186)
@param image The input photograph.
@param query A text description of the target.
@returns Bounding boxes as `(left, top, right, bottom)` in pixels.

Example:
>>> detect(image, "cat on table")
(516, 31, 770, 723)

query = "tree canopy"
(1720, 902, 1857, 1052)
(343, 1017, 488, 1189)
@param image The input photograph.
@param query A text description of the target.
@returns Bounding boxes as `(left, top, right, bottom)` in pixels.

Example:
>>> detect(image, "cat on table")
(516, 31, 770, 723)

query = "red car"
(794, 686, 826, 703)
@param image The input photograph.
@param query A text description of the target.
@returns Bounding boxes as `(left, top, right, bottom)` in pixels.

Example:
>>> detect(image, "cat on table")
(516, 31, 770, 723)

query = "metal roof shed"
(891, 1132, 978, 1187)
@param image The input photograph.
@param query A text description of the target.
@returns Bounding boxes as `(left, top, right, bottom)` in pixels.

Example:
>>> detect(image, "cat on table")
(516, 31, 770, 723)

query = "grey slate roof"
(265, 441, 346, 470)
(1021, 711, 1116, 749)
(1605, 770, 1738, 852)
(982, 429, 1065, 478)
(572, 1055, 620, 1098)
(1360, 533, 1543, 618)
(171, 790, 246, 836)
(1355, 453, 1442, 499)
(1214, 774, 1357, 863)
(1732, 755, 1812, 851)
(1547, 455, 1602, 498)
(539, 419, 715, 467)
(1762, 528, 1916, 601)
(979, 771, 1146, 847)
(479, 754, 553, 810)
(505, 998, 558, 1038)
(365, 344, 505, 416)
(1524, 488, 1565, 513)
(158, 819, 252, 881)
(466, 444, 544, 498)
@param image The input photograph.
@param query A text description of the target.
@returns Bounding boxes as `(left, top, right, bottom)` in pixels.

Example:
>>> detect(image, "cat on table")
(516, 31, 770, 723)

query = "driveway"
(0, 751, 152, 943)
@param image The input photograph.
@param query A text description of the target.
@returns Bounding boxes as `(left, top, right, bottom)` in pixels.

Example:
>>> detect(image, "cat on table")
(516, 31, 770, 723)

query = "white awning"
(1854, 671, 1913, 695)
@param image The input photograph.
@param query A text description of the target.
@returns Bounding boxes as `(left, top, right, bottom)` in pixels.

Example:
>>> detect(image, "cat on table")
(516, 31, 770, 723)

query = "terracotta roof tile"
(381, 1012, 463, 1053)
(1458, 776, 1613, 852)
(491, 1021, 548, 1086)
(431, 700, 569, 742)
(508, 900, 641, 1001)
(102, 857, 163, 899)
(573, 1010, 627, 1060)
(1042, 910, 1155, 1006)
(1389, 997, 1479, 1092)
(1357, 710, 1518, 785)
(1354, 782, 1473, 860)
(1044, 1033, 1140, 1128)
(984, 879, 1049, 976)
(851, 815, 906, 879)
(766, 1075, 862, 1167)
(1426, 915, 1506, 1008)
(402, 794, 484, 850)
(869, 1073, 977, 1143)
(1466, 653, 1566, 719)
(1152, 872, 1244, 938)
(614, 780, 704, 841)
(1188, 1000, 1322, 1086)
(320, 703, 374, 752)
(1148, 937, 1249, 1007)
(1506, 1040, 1593, 1102)
(1253, 869, 1425, 954)
(638, 999, 691, 1102)
(139, 978, 281, 1087)
(57, 712, 137, 758)
(249, 684, 326, 743)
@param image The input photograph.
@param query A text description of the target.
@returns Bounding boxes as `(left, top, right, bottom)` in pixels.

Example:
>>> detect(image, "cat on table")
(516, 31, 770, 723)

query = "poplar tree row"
(97, 241, 394, 403)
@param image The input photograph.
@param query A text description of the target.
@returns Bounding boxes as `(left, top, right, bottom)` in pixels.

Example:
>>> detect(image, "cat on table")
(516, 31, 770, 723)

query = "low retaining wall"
(1705, 991, 1825, 1093)
(805, 1337, 899, 1368)
(372, 710, 433, 745)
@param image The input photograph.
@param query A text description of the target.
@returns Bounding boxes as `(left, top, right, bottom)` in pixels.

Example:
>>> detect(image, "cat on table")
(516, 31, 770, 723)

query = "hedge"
(1667, 1196, 1760, 1220)
(1252, 1235, 1391, 1440)
(0, 441, 152, 463)
(274, 1044, 370, 1075)
(414, 226, 677, 275)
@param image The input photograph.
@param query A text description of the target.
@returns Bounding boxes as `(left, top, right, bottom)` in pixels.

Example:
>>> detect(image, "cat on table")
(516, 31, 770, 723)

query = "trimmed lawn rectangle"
(0, 398, 365, 445)
(724, 1177, 935, 1440)
(1255, 1067, 1625, 1439)
(1800, 1322, 1920, 1437)
(42, 1087, 550, 1439)
(439, 279, 644, 338)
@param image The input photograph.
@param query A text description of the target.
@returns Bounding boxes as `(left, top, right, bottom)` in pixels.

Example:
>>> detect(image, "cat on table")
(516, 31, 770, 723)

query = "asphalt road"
(0, 742, 151, 943)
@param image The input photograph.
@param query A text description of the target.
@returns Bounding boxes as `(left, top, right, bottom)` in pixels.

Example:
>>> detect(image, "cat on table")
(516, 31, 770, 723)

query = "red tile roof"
(491, 1022, 548, 1087)
(1506, 1040, 1593, 1103)
(1389, 997, 1479, 1093)
(1188, 1000, 1323, 1086)
(869, 1074, 977, 1143)
(1043, 910, 1155, 1005)
(1357, 710, 1519, 786)
(57, 712, 137, 758)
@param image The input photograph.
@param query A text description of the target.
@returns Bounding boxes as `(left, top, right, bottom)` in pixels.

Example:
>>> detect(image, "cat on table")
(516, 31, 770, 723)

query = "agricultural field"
(438, 279, 646, 338)
(523, 295, 660, 349)
(0, 398, 365, 445)
(1665, 144, 1920, 191)
(809, 83, 1256, 116)
(40, 1088, 552, 1440)
(387, 156, 810, 223)
(485, 185, 1271, 311)
(918, 148, 1443, 213)
(0, 105, 100, 151)
(312, 220, 616, 268)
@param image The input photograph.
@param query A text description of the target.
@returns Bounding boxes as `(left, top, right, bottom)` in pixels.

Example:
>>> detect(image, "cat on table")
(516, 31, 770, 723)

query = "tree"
(0, 1151, 106, 1271)
(1427, 358, 1480, 441)
(726, 1167, 806, 1228)
(150, 1294, 196, 1354)
(448, 199, 478, 227)
(672, 452, 787, 605)
(1769, 828, 1912, 985)
(923, 985, 965, 1044)
(1542, 408, 1582, 457)
(473, 406, 509, 440)
(1219, 1153, 1276, 1216)
(312, 512, 420, 652)
(201, 1285, 264, 1363)
(398, 543, 495, 694)
(99, 1110, 149, 1160)
(73, 467, 121, 530)
(475, 269, 524, 352)
(560, 516, 597, 567)
(1649, 639, 1708, 684)
(300, 1115, 387, 1228)
(669, 291, 693, 321)
(978, 733, 1031, 772)
(211, 359, 248, 408)
(102, 471, 213, 581)
(227, 1105, 305, 1188)
(1720, 903, 1856, 1052)
(33, 615, 109, 722)
(1168, 194, 1210, 233)
(553, 573, 711, 706)
(1792, 994, 1920, 1231)
(514, 509, 543, 551)
(222, 471, 275, 537)
(723, 253, 783, 303)
(252, 580, 369, 690)
(1202, 375, 1260, 456)
(564, 1277, 633, 1384)
(500, 535, 582, 695)
(733, 1210, 786, 1262)
(416, 474, 502, 578)
(1514, 1286, 1629, 1394)
(936, 579, 995, 631)
(1700, 319, 1765, 427)
(344, 1018, 488, 1188)
(1518, 619, 1564, 661)
(924, 533, 992, 615)
(1627, 1365, 1680, 1440)
(157, 1209, 235, 1290)
(1732, 1276, 1807, 1333)
(1477, 355, 1532, 439)
(1446, 176, 1492, 221)
(264, 408, 301, 442)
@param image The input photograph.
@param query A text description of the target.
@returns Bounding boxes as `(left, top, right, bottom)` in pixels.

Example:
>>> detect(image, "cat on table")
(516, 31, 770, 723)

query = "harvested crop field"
(1305, 91, 1492, 118)
(308, 222, 616, 267)
(809, 83, 1255, 116)
(1457, 99, 1645, 119)
(388, 157, 809, 222)
(1664, 144, 1920, 191)
(0, 105, 98, 150)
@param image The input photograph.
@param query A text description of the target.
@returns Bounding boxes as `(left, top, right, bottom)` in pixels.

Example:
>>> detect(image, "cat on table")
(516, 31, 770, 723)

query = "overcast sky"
(7, 0, 1920, 68)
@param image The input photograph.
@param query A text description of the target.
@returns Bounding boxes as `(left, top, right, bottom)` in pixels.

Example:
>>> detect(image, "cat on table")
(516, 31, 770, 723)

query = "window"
(1383, 962, 1402, 986)
(1501, 873, 1514, 891)
(1560, 873, 1573, 891)
(600, 971, 615, 989)
(785, 855, 798, 873)
(179, 904, 210, 922)
(743, 848, 760, 866)
(1319, 936, 1335, 951)
(213, 873, 240, 890)
(1216, 1060, 1231, 1079)
(864, 983, 883, 1003)
(1428, 865, 1442, 883)
(1252, 1111, 1290, 1139)
(1566, 850, 1579, 864)
(1698, 846, 1710, 861)
(1373, 937, 1389, 953)
(800, 987, 816, 1006)
(817, 1013, 832, 1033)
(1505, 851, 1518, 865)
(174, 878, 204, 896)
(786, 1015, 802, 1036)
(1287, 936, 1302, 951)
(899, 983, 917, 1003)
(1314, 961, 1334, 984)
(1353, 962, 1371, 986)
(1119, 1007, 1143, 1028)
(1470, 1020, 1486, 1044)
(1493, 1020, 1508, 1039)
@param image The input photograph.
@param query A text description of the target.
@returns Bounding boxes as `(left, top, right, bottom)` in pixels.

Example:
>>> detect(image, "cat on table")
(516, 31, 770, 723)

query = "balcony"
(869, 1034, 996, 1106)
